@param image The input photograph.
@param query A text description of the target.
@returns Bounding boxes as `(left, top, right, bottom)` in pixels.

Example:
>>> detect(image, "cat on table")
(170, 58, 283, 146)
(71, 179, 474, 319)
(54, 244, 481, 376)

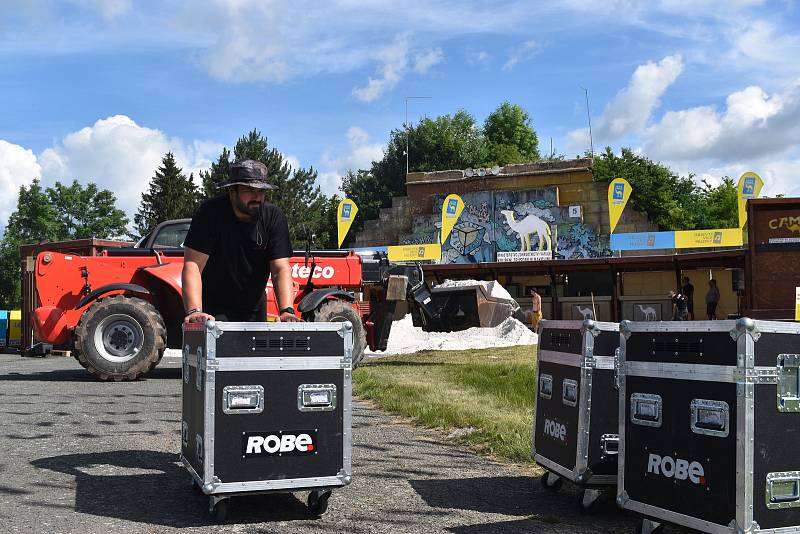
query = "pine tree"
(199, 147, 231, 198)
(134, 153, 199, 237)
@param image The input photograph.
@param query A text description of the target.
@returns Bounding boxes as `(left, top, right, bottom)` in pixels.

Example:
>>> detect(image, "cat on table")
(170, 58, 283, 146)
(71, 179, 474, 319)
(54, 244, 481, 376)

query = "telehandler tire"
(74, 295, 166, 381)
(313, 299, 367, 368)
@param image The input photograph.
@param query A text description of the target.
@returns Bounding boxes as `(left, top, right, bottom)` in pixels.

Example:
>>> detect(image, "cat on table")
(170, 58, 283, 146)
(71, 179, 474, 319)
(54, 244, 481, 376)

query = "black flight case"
(532, 319, 621, 512)
(181, 320, 354, 520)
(618, 318, 800, 534)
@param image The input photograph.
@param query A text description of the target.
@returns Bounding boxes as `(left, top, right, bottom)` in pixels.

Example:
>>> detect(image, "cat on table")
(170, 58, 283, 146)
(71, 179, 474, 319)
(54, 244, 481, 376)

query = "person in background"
(706, 278, 720, 320)
(670, 290, 689, 321)
(530, 288, 543, 332)
(681, 276, 695, 320)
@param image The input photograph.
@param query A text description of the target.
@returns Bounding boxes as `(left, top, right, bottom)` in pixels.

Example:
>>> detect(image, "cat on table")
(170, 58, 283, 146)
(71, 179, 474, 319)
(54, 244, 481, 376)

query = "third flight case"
(532, 319, 620, 511)
(618, 318, 800, 534)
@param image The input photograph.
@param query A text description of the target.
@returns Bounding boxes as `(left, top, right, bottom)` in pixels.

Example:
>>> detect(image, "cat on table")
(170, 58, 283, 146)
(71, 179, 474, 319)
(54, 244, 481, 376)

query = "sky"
(2, 0, 800, 232)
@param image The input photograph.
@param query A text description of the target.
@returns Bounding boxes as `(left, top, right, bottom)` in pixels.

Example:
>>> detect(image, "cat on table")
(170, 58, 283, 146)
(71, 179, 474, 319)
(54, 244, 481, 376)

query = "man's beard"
(235, 196, 261, 220)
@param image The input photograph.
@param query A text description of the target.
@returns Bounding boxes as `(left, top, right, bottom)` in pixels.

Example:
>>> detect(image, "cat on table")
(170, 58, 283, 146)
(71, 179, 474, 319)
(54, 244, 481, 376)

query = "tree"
(483, 101, 540, 165)
(0, 180, 62, 308)
(696, 177, 738, 229)
(134, 152, 199, 237)
(48, 180, 129, 239)
(592, 147, 700, 230)
(199, 147, 232, 198)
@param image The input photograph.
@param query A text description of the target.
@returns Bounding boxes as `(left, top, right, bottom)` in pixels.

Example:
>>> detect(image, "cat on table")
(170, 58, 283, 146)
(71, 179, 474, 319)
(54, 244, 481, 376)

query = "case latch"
(562, 379, 578, 407)
(539, 374, 553, 400)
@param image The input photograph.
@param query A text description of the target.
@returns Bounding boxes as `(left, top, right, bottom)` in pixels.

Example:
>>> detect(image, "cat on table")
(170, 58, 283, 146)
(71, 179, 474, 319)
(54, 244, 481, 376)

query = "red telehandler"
(29, 219, 498, 381)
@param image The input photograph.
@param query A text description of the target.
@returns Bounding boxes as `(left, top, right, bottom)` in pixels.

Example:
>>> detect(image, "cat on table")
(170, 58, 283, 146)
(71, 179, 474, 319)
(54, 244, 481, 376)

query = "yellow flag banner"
(607, 178, 632, 233)
(796, 287, 800, 322)
(737, 171, 764, 228)
(387, 244, 441, 262)
(440, 194, 465, 243)
(674, 228, 743, 249)
(337, 199, 359, 248)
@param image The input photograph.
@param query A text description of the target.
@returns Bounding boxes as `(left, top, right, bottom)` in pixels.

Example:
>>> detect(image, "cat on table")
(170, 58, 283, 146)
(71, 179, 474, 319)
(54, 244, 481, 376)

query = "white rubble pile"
(435, 278, 514, 301)
(367, 314, 537, 356)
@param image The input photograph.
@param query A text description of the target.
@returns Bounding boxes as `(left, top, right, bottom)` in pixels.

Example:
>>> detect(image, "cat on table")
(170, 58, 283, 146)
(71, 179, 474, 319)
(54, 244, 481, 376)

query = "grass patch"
(354, 345, 538, 464)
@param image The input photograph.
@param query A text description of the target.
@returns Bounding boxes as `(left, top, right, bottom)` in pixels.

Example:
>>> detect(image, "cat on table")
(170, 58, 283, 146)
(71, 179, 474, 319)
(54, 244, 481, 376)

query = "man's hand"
(279, 311, 302, 322)
(185, 311, 216, 324)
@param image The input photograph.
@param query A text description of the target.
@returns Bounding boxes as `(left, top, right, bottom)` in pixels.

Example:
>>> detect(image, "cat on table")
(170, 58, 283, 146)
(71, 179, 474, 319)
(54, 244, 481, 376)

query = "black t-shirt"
(184, 194, 293, 318)
(673, 294, 689, 313)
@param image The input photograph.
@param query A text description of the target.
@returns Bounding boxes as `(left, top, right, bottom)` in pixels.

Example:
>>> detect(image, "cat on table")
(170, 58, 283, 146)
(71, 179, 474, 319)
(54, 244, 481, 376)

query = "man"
(669, 290, 689, 321)
(182, 160, 300, 323)
(530, 288, 543, 332)
(681, 276, 695, 320)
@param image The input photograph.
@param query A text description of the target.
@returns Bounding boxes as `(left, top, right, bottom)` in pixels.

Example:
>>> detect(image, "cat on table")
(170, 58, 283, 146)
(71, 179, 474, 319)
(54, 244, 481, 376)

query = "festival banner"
(607, 178, 632, 233)
(737, 171, 764, 228)
(674, 228, 743, 248)
(337, 198, 359, 248)
(440, 194, 465, 243)
(387, 244, 441, 262)
(610, 231, 676, 251)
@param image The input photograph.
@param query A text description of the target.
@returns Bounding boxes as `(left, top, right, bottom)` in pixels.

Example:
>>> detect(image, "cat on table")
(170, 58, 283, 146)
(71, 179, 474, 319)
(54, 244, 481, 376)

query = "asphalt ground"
(0, 352, 692, 533)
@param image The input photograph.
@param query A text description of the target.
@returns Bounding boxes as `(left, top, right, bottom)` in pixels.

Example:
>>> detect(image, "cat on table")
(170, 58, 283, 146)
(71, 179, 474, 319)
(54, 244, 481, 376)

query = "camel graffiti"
(500, 210, 552, 252)
(637, 305, 657, 321)
(576, 306, 594, 320)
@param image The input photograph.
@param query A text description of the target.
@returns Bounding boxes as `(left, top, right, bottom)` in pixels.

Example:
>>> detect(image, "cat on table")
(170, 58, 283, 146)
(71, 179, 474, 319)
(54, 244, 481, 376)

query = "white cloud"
(566, 55, 683, 152)
(645, 82, 800, 161)
(414, 47, 443, 74)
(502, 40, 540, 72)
(78, 0, 132, 21)
(317, 127, 385, 195)
(33, 115, 220, 225)
(0, 141, 42, 228)
(352, 33, 411, 103)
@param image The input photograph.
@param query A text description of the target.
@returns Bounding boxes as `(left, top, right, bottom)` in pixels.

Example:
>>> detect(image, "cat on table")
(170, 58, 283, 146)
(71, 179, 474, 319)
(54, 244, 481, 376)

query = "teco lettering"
(543, 418, 567, 442)
(244, 432, 315, 457)
(646, 453, 704, 484)
(291, 264, 335, 280)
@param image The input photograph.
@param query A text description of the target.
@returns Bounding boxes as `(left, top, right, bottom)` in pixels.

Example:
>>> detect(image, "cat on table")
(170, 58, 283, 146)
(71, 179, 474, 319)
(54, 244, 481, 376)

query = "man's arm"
(182, 246, 215, 323)
(270, 257, 301, 322)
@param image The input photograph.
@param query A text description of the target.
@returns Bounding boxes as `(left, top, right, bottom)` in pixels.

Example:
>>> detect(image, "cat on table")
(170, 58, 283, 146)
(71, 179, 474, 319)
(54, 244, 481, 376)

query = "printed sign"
(336, 199, 359, 248)
(607, 178, 632, 233)
(737, 171, 764, 228)
(497, 250, 552, 262)
(610, 231, 675, 251)
(440, 194, 465, 243)
(569, 205, 581, 218)
(674, 228, 743, 248)
(387, 243, 441, 262)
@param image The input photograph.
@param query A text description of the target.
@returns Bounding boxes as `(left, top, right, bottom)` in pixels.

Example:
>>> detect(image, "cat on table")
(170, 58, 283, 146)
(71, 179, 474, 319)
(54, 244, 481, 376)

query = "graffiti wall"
(400, 187, 611, 263)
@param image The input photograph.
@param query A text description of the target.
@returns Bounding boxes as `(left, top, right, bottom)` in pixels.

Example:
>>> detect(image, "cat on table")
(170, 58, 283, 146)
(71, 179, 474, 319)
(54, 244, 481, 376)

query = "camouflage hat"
(219, 160, 275, 190)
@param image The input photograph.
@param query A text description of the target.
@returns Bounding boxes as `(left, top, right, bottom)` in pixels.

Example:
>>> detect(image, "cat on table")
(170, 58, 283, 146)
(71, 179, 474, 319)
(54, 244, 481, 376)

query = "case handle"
(600, 434, 619, 456)
(298, 384, 337, 412)
(630, 393, 662, 428)
(562, 379, 578, 407)
(538, 374, 553, 400)
(690, 399, 729, 437)
(222, 385, 264, 414)
(767, 472, 800, 509)
(777, 354, 800, 413)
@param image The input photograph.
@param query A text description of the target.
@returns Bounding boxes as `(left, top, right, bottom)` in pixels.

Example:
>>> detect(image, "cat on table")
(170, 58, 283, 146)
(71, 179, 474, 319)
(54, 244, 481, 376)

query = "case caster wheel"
(635, 518, 663, 534)
(539, 471, 563, 492)
(210, 498, 229, 522)
(307, 490, 331, 517)
(577, 488, 602, 514)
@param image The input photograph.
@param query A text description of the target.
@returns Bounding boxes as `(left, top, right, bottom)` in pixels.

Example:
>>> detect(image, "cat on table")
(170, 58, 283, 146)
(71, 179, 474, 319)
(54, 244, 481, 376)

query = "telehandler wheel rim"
(94, 313, 144, 363)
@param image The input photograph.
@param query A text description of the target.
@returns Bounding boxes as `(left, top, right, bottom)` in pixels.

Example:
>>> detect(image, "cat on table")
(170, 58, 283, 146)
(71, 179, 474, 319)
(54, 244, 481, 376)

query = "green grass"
(353, 345, 539, 465)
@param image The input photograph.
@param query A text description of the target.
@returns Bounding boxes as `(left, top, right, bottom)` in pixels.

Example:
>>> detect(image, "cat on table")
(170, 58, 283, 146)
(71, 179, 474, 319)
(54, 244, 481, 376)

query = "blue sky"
(2, 0, 800, 229)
